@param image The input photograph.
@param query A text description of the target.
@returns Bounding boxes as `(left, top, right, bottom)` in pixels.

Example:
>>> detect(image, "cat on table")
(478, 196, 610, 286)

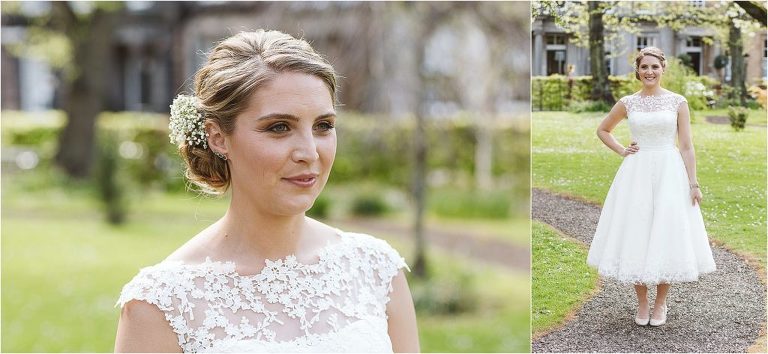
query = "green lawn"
(1, 175, 530, 352)
(531, 221, 598, 336)
(702, 107, 768, 125)
(532, 110, 767, 267)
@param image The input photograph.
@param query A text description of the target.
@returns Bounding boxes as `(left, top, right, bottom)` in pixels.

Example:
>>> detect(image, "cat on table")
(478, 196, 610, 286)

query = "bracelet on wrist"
(689, 183, 700, 189)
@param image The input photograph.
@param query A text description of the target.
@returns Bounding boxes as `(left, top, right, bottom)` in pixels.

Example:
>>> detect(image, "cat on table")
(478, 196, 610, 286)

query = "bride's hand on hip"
(621, 142, 639, 157)
(690, 187, 702, 206)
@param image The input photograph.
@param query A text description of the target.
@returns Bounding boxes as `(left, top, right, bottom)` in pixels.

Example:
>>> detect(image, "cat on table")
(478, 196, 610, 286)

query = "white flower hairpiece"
(169, 94, 209, 149)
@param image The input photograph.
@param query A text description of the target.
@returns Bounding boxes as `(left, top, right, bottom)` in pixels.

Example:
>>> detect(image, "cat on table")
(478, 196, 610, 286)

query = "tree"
(736, 1, 767, 26)
(532, 1, 765, 106)
(3, 2, 124, 178)
(729, 18, 748, 105)
(49, 2, 122, 178)
(588, 1, 614, 104)
(406, 2, 453, 279)
(532, 1, 626, 105)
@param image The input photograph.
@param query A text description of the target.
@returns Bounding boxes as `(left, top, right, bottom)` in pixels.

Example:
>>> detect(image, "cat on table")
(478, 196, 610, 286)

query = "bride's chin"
(642, 80, 658, 87)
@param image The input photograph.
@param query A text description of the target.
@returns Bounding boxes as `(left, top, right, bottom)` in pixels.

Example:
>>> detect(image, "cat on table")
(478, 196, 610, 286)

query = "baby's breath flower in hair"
(169, 94, 208, 149)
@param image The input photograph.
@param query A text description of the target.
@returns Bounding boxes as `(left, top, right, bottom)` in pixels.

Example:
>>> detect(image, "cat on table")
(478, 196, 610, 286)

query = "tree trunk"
(407, 2, 452, 279)
(53, 5, 115, 178)
(735, 1, 767, 26)
(411, 109, 428, 278)
(475, 123, 493, 190)
(728, 20, 747, 106)
(588, 1, 614, 104)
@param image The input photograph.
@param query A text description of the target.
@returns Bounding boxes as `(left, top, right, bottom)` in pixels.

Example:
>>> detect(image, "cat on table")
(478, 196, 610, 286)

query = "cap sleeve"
(345, 233, 409, 306)
(619, 95, 633, 113)
(117, 265, 177, 310)
(677, 94, 688, 109)
(116, 264, 198, 351)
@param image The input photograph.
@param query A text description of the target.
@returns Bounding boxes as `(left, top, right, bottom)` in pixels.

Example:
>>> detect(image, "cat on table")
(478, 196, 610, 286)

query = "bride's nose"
(290, 131, 320, 163)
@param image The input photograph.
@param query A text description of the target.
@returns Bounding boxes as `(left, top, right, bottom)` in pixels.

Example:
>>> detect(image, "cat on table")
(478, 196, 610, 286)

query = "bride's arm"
(387, 270, 420, 353)
(114, 300, 181, 352)
(676, 101, 702, 206)
(596, 101, 636, 157)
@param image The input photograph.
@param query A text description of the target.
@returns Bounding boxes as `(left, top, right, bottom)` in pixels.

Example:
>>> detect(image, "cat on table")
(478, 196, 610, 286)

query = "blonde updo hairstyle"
(634, 46, 666, 80)
(180, 30, 338, 195)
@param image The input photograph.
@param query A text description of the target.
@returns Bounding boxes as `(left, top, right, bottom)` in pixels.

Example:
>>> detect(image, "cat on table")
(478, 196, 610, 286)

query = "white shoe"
(635, 304, 650, 326)
(649, 303, 667, 326)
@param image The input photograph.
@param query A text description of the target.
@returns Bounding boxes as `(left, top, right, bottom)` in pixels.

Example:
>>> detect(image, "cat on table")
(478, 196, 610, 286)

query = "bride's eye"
(268, 123, 290, 133)
(315, 121, 335, 132)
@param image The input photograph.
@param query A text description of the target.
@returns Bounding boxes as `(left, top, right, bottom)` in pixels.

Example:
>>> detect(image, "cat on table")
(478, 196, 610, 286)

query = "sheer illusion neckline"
(634, 91, 672, 98)
(160, 228, 347, 278)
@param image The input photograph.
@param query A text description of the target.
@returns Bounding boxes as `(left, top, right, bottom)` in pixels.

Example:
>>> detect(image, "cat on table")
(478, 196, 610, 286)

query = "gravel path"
(532, 188, 766, 353)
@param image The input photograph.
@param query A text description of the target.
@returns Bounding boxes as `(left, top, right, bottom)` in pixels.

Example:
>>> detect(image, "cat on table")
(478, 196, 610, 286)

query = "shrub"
(95, 131, 127, 224)
(428, 188, 511, 219)
(568, 100, 611, 113)
(727, 106, 749, 131)
(532, 57, 714, 113)
(410, 271, 477, 315)
(748, 84, 767, 109)
(714, 54, 729, 70)
(2, 111, 529, 202)
(350, 191, 389, 216)
(306, 194, 331, 219)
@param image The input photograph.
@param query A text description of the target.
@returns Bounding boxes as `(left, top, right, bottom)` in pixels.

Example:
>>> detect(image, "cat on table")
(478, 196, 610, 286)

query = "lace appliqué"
(116, 233, 407, 353)
(620, 93, 687, 148)
(587, 256, 717, 285)
(620, 92, 687, 114)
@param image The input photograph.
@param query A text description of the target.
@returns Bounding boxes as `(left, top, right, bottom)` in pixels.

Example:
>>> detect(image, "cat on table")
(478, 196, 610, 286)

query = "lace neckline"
(633, 91, 673, 99)
(117, 230, 407, 352)
(159, 228, 347, 278)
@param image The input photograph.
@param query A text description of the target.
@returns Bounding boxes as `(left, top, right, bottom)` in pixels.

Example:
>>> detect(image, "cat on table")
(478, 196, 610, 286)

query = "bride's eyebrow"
(255, 112, 336, 122)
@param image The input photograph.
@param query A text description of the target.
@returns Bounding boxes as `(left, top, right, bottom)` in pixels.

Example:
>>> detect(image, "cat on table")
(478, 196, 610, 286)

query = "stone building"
(532, 3, 767, 83)
(1, 1, 530, 117)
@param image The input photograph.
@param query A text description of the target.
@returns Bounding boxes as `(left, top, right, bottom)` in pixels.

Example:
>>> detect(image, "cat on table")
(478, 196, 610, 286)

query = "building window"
(605, 51, 613, 75)
(689, 0, 705, 7)
(684, 36, 703, 75)
(546, 34, 566, 45)
(636, 36, 656, 51)
(686, 37, 702, 48)
(546, 34, 567, 75)
(762, 37, 767, 79)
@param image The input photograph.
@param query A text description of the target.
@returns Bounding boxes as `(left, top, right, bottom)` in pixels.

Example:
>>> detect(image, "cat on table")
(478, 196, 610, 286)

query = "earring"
(213, 150, 228, 161)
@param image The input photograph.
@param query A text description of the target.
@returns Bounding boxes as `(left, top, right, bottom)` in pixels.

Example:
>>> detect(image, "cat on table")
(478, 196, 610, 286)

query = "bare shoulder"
(386, 270, 420, 352)
(304, 216, 346, 244)
(115, 300, 181, 352)
(165, 221, 224, 263)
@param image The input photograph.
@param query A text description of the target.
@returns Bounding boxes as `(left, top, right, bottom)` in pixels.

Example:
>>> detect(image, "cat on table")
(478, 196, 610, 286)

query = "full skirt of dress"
(586, 148, 717, 285)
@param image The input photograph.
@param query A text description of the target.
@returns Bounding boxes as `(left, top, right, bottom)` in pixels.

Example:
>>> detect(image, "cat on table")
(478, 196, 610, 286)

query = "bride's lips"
(282, 173, 319, 187)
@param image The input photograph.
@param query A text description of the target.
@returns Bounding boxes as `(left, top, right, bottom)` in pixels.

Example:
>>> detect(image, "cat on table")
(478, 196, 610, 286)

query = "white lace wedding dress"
(587, 92, 716, 285)
(116, 231, 407, 352)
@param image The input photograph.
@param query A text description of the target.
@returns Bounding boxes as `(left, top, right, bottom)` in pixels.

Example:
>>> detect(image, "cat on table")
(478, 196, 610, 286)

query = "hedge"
(2, 110, 530, 193)
(532, 57, 720, 112)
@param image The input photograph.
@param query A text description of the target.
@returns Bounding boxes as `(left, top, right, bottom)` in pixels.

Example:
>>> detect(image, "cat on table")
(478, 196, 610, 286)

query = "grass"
(702, 107, 768, 125)
(531, 221, 598, 337)
(532, 110, 767, 267)
(398, 242, 531, 352)
(319, 183, 530, 247)
(426, 215, 531, 246)
(427, 187, 516, 219)
(1, 172, 530, 352)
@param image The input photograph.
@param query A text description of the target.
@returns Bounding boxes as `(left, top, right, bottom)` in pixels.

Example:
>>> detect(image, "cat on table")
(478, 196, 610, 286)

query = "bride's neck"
(216, 196, 308, 261)
(639, 85, 664, 96)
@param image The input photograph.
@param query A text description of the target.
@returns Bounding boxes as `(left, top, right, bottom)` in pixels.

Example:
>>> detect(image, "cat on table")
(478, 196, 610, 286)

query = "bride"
(587, 46, 716, 327)
(114, 30, 419, 352)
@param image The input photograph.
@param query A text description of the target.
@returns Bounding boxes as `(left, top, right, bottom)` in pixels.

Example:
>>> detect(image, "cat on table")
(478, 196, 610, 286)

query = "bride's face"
(225, 72, 337, 216)
(637, 56, 664, 88)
